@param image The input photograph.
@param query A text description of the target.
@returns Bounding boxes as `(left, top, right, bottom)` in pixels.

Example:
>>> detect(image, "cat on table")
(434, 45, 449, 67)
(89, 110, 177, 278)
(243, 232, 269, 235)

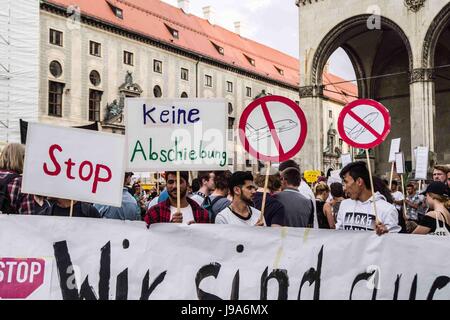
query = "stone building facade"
(297, 0, 450, 176)
(37, 0, 355, 173)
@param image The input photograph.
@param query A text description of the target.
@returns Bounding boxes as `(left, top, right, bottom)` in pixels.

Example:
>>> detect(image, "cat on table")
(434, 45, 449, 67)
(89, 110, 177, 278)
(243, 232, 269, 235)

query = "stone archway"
(310, 14, 413, 175)
(423, 3, 450, 164)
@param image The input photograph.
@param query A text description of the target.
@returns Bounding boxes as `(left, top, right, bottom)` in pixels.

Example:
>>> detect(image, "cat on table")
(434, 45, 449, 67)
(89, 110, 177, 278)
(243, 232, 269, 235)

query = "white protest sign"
(414, 146, 429, 180)
(126, 98, 227, 171)
(1, 215, 450, 300)
(388, 138, 401, 163)
(22, 123, 125, 207)
(395, 152, 405, 174)
(340, 153, 352, 168)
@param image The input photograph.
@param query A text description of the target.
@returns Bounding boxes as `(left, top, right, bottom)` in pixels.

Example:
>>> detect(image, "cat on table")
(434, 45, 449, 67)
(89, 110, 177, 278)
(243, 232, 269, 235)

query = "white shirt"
(335, 192, 401, 233)
(170, 205, 195, 225)
(391, 191, 404, 211)
(215, 206, 265, 226)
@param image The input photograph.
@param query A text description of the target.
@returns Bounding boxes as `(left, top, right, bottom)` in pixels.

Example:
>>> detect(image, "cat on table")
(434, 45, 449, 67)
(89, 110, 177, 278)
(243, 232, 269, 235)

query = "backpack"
(0, 173, 21, 214)
(202, 196, 226, 222)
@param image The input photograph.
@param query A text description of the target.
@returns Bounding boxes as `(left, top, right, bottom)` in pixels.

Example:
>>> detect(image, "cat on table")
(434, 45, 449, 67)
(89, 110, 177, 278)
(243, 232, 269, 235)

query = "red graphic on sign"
(337, 99, 391, 149)
(239, 95, 307, 162)
(0, 258, 46, 299)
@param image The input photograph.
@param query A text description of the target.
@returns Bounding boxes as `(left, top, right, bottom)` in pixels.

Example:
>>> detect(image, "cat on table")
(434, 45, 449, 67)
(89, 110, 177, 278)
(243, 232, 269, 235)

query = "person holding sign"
(336, 162, 400, 235)
(144, 171, 209, 225)
(215, 172, 265, 226)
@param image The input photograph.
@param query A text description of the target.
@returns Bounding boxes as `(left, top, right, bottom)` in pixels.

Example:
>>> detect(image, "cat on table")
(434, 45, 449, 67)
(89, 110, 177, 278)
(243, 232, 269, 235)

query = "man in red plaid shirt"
(144, 171, 209, 226)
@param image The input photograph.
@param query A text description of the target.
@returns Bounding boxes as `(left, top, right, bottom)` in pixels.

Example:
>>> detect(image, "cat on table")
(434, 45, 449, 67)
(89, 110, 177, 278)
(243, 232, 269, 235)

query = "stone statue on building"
(104, 99, 123, 122)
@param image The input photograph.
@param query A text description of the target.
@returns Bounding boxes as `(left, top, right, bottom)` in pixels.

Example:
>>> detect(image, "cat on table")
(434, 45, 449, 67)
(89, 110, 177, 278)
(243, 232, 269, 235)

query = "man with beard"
(215, 171, 265, 226)
(144, 171, 209, 226)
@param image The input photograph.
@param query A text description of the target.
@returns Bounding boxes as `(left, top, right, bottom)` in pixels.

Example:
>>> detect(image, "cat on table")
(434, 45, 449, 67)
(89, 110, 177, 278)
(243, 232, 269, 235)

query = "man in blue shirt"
(94, 172, 141, 221)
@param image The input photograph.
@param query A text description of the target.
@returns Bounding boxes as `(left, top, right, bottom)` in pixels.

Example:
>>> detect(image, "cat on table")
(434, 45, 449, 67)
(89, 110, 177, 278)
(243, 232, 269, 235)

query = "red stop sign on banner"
(0, 258, 46, 299)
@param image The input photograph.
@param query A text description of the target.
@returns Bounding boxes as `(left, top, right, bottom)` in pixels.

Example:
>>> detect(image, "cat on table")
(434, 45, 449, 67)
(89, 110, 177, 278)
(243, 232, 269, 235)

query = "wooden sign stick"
(176, 171, 181, 214)
(389, 161, 395, 190)
(365, 149, 380, 224)
(69, 200, 74, 218)
(258, 161, 270, 225)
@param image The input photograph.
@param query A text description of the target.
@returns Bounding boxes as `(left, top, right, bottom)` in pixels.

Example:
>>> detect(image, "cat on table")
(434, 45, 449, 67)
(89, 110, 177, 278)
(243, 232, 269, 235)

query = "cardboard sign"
(126, 98, 228, 171)
(340, 153, 353, 168)
(22, 123, 125, 207)
(338, 99, 391, 149)
(414, 146, 429, 180)
(388, 138, 401, 163)
(239, 95, 307, 162)
(395, 152, 405, 174)
(2, 215, 450, 300)
(304, 170, 321, 183)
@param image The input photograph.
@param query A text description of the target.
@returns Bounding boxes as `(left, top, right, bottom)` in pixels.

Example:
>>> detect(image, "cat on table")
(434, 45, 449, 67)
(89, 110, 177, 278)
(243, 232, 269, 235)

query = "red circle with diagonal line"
(239, 95, 307, 162)
(338, 99, 391, 149)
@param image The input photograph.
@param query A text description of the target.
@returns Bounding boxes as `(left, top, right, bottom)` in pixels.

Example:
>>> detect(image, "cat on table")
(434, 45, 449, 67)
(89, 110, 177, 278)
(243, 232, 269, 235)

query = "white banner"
(340, 153, 352, 168)
(22, 123, 126, 207)
(125, 98, 228, 171)
(1, 215, 449, 300)
(395, 152, 405, 174)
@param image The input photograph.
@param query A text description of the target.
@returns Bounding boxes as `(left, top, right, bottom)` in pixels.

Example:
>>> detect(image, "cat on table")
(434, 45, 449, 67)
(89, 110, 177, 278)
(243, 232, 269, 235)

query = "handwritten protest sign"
(126, 98, 227, 171)
(22, 123, 125, 207)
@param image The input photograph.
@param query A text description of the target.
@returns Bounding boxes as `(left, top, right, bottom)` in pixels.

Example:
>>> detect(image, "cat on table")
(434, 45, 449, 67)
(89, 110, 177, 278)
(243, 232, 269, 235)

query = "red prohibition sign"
(239, 95, 307, 162)
(337, 99, 391, 149)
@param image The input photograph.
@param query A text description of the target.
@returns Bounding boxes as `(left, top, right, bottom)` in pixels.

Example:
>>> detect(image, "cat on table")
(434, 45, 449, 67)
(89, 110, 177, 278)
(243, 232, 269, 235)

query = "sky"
(161, 0, 356, 80)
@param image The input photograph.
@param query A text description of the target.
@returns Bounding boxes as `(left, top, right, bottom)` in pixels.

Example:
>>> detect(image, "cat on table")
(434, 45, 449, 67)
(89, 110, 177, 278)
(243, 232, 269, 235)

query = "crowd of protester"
(1, 142, 449, 236)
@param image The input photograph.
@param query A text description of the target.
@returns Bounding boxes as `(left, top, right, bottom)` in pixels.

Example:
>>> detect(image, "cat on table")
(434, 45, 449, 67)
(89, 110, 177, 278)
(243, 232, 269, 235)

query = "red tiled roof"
(44, 0, 357, 104)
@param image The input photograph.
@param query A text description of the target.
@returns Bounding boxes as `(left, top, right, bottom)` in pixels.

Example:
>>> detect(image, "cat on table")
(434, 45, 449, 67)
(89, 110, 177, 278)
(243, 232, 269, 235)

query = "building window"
(181, 68, 189, 81)
(89, 70, 101, 86)
(228, 117, 235, 141)
(48, 81, 64, 117)
(153, 85, 162, 98)
(123, 51, 134, 66)
(89, 41, 101, 57)
(274, 66, 284, 76)
(339, 138, 343, 147)
(165, 24, 179, 39)
(205, 74, 212, 87)
(154, 60, 162, 73)
(181, 92, 188, 98)
(228, 157, 233, 165)
(49, 61, 62, 78)
(246, 87, 252, 98)
(246, 159, 251, 167)
(227, 81, 233, 93)
(49, 29, 63, 46)
(329, 110, 333, 118)
(211, 41, 224, 55)
(89, 89, 102, 122)
(228, 103, 233, 115)
(107, 2, 123, 19)
(244, 54, 255, 66)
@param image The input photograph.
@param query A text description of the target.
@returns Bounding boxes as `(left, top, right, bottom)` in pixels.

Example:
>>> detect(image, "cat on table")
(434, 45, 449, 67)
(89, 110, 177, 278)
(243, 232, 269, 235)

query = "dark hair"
(197, 171, 213, 184)
(255, 174, 280, 192)
(191, 178, 200, 193)
(166, 171, 189, 184)
(330, 182, 344, 198)
(340, 161, 370, 189)
(279, 160, 300, 173)
(374, 176, 393, 204)
(213, 170, 232, 191)
(229, 171, 254, 196)
(406, 183, 415, 189)
(281, 167, 301, 187)
(391, 180, 398, 187)
(131, 183, 141, 195)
